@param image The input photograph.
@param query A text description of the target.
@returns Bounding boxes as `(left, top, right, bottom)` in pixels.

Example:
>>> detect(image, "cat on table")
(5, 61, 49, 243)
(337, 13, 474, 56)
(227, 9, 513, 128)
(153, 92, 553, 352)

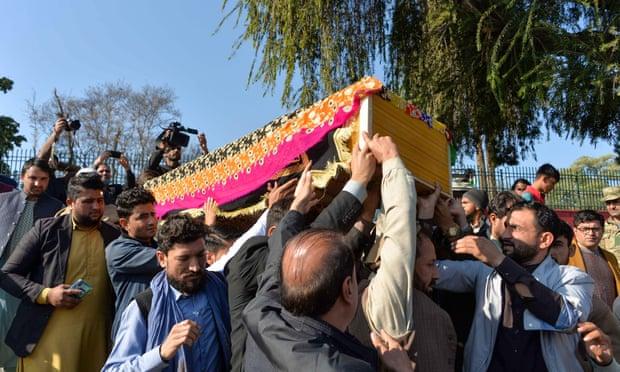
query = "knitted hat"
(463, 189, 489, 210)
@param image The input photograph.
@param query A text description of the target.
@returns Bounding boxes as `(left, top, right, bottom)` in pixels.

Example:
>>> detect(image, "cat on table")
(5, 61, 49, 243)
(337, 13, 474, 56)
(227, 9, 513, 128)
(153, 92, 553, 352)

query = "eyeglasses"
(576, 226, 602, 234)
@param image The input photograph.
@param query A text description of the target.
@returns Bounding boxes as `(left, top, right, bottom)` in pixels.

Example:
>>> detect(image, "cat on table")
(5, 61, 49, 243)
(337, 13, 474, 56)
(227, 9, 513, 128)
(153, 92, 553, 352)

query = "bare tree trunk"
(485, 139, 497, 199)
(476, 139, 487, 191)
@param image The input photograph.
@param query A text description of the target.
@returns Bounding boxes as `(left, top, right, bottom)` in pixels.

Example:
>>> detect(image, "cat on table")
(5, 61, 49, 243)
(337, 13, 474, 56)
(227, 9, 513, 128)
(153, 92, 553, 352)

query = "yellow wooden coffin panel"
(360, 95, 451, 196)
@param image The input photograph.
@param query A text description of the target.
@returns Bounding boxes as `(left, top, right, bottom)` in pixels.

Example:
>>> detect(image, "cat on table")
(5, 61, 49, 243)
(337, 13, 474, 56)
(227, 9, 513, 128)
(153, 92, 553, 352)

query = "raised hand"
(203, 197, 218, 226)
(197, 133, 208, 154)
(417, 183, 441, 220)
(267, 178, 297, 208)
(362, 132, 399, 164)
(118, 154, 130, 170)
(452, 235, 505, 267)
(370, 330, 415, 372)
(291, 162, 319, 215)
(350, 143, 376, 186)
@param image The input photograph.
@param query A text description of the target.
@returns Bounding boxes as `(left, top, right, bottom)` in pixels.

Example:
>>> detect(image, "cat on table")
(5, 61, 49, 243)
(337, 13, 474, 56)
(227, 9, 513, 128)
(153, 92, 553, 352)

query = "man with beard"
(103, 214, 230, 372)
(146, 130, 186, 175)
(549, 220, 620, 367)
(409, 231, 458, 371)
(434, 202, 594, 371)
(568, 210, 620, 310)
(0, 173, 120, 371)
(350, 228, 457, 372)
(0, 158, 63, 372)
(106, 187, 160, 340)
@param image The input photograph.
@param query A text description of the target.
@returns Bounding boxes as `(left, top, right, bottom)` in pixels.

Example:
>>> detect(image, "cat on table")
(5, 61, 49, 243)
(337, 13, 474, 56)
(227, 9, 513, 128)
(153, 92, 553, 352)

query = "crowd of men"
(0, 119, 619, 372)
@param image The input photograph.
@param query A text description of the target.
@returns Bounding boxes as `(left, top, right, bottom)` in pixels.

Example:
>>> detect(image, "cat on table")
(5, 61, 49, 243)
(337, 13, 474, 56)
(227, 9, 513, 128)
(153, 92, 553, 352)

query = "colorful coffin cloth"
(144, 77, 384, 218)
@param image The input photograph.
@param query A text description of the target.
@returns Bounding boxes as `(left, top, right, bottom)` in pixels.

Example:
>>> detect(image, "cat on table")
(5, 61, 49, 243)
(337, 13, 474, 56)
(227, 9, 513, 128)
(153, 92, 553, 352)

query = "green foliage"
(546, 154, 620, 210)
(221, 0, 620, 165)
(0, 77, 14, 94)
(0, 77, 26, 162)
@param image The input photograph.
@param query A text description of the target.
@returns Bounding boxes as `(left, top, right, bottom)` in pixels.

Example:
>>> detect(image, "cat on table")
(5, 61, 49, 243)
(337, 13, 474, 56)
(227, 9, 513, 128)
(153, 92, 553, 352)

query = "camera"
(66, 119, 81, 131)
(157, 122, 198, 148)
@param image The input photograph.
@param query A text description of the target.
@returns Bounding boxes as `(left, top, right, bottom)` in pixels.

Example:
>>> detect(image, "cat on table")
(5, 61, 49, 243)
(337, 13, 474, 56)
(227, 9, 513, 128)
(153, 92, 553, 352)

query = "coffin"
(144, 77, 451, 218)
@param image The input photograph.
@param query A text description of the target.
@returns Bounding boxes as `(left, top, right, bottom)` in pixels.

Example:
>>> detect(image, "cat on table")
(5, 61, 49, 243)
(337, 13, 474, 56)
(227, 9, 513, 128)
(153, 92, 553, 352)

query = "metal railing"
(0, 148, 197, 185)
(453, 166, 620, 211)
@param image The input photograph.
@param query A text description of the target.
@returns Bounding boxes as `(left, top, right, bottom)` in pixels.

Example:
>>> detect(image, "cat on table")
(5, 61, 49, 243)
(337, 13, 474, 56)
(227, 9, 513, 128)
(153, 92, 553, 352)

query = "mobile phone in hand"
(107, 151, 122, 158)
(69, 278, 93, 299)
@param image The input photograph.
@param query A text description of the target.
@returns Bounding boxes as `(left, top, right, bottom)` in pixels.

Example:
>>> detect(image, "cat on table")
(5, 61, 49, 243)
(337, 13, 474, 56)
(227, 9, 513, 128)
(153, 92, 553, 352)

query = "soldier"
(601, 186, 620, 262)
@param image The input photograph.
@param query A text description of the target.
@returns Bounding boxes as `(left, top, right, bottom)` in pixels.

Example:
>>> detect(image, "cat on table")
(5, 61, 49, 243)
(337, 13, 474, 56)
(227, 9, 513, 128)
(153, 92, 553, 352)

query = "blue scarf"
(144, 270, 231, 371)
(145, 271, 187, 372)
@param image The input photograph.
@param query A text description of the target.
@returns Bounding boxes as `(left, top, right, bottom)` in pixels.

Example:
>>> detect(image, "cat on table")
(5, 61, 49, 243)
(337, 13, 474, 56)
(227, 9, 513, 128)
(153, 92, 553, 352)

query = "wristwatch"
(445, 224, 462, 241)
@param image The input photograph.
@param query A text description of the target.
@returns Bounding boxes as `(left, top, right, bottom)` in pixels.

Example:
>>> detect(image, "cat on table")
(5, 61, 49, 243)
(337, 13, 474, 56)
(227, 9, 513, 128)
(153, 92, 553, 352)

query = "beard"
(73, 213, 101, 228)
(414, 272, 436, 295)
(168, 272, 205, 294)
(501, 238, 539, 265)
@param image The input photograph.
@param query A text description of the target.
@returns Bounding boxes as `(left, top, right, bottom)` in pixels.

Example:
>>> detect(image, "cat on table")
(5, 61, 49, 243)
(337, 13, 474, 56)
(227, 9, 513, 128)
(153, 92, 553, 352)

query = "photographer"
(145, 123, 206, 176)
(36, 117, 80, 202)
(92, 151, 136, 205)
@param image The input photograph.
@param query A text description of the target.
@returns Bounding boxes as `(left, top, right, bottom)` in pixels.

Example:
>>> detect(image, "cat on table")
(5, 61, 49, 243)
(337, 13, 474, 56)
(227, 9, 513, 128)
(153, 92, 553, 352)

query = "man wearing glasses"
(568, 209, 620, 309)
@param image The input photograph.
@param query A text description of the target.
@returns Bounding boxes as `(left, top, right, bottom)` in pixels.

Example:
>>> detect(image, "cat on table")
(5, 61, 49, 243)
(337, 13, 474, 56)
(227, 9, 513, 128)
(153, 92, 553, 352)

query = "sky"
(0, 0, 614, 168)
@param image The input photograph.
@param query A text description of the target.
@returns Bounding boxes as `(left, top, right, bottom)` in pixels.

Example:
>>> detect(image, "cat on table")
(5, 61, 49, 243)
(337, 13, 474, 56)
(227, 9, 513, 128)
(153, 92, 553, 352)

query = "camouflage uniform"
(602, 219, 620, 261)
(601, 186, 620, 262)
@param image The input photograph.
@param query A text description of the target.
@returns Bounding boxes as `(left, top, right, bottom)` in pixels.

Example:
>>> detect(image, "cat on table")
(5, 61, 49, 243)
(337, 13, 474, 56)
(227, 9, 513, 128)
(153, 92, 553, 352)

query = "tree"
(0, 76, 26, 174)
(221, 0, 619, 172)
(27, 81, 180, 167)
(546, 154, 620, 210)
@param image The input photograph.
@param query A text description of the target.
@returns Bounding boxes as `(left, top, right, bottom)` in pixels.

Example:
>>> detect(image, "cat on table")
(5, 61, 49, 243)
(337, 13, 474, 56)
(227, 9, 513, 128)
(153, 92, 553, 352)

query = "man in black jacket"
(225, 197, 292, 372)
(243, 138, 414, 372)
(0, 173, 119, 371)
(0, 158, 63, 372)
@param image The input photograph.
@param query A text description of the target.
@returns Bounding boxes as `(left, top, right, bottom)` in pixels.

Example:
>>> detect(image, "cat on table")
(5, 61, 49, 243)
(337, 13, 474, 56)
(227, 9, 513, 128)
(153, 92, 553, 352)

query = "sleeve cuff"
(36, 287, 50, 305)
(343, 180, 367, 203)
(494, 256, 529, 285)
(142, 347, 168, 370)
(381, 157, 406, 174)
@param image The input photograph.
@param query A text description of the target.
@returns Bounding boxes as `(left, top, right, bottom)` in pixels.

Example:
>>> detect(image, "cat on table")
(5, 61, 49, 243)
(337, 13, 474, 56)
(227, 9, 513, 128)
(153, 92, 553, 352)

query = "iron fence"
(453, 166, 620, 211)
(2, 149, 618, 211)
(0, 148, 196, 185)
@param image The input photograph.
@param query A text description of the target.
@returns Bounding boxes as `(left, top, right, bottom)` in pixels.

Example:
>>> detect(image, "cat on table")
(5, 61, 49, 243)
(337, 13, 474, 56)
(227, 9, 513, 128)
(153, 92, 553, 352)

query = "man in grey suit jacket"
(0, 158, 63, 372)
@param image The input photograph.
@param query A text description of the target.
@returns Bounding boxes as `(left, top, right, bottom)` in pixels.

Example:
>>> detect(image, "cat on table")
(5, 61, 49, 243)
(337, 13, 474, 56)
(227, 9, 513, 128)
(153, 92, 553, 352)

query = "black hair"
(137, 169, 160, 186)
(508, 202, 560, 234)
(67, 173, 105, 200)
(536, 163, 560, 182)
(115, 187, 156, 219)
(156, 214, 207, 254)
(21, 158, 53, 178)
(267, 197, 294, 230)
(573, 209, 605, 227)
(554, 220, 574, 243)
(204, 226, 230, 254)
(281, 229, 354, 317)
(488, 191, 523, 218)
(511, 178, 530, 190)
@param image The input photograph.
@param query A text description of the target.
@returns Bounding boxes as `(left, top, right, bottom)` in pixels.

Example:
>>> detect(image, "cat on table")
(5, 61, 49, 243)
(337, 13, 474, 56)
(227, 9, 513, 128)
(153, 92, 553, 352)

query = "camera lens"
(68, 120, 81, 131)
